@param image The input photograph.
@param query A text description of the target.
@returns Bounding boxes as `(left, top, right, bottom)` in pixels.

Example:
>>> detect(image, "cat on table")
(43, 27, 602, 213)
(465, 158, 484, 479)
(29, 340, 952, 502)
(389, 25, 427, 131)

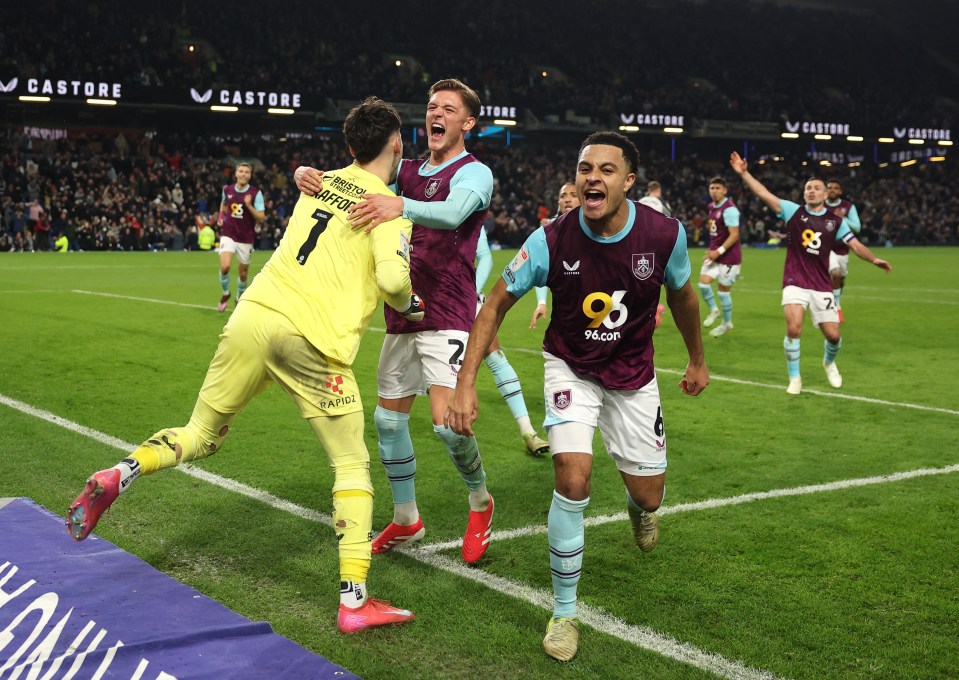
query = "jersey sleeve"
(723, 206, 741, 228)
(503, 227, 549, 298)
(450, 162, 494, 208)
(371, 216, 415, 313)
(475, 226, 492, 292)
(535, 286, 548, 305)
(401, 187, 484, 230)
(777, 199, 799, 223)
(837, 218, 855, 243)
(664, 221, 691, 290)
(846, 204, 861, 232)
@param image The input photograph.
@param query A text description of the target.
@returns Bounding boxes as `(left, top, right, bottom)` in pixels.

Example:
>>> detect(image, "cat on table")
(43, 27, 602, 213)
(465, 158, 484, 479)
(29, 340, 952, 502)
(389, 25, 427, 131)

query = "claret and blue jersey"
(503, 200, 690, 391)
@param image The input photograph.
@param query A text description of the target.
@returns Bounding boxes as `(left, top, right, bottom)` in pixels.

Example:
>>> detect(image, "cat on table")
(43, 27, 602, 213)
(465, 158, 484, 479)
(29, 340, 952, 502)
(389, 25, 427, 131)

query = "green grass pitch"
(1, 245, 957, 679)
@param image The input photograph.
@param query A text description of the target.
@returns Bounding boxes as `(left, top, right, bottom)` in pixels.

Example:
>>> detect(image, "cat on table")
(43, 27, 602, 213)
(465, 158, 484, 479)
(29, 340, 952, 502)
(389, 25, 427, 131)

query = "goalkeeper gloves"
(399, 291, 426, 321)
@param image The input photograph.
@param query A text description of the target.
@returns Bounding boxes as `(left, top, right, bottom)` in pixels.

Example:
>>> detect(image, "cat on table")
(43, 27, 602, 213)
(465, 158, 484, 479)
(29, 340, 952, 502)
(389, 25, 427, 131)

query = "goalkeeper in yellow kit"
(67, 97, 423, 633)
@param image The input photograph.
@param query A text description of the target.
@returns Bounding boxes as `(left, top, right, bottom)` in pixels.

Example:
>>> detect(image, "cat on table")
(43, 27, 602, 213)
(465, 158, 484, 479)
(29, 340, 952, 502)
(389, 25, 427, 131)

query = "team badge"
(824, 220, 836, 232)
(632, 253, 654, 280)
(553, 389, 572, 411)
(425, 178, 443, 198)
(325, 375, 345, 395)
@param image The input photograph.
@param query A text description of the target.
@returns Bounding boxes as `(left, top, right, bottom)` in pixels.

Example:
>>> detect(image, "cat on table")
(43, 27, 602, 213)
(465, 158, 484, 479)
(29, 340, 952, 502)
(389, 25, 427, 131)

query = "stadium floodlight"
(494, 119, 517, 126)
(211, 105, 238, 112)
(819, 160, 831, 166)
(86, 98, 116, 106)
(879, 162, 889, 167)
(781, 132, 799, 139)
(846, 135, 864, 142)
(878, 137, 895, 143)
(618, 125, 639, 132)
(814, 134, 831, 140)
(940, 140, 953, 146)
(848, 161, 861, 167)
(18, 96, 50, 103)
(929, 156, 946, 162)
(908, 139, 923, 145)
(900, 159, 918, 167)
(663, 127, 683, 134)
(268, 108, 295, 115)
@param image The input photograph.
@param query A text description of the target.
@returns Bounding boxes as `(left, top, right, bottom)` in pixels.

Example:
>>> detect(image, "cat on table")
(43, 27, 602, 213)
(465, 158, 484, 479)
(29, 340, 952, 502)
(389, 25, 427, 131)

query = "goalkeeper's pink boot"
(66, 468, 120, 541)
(337, 598, 415, 633)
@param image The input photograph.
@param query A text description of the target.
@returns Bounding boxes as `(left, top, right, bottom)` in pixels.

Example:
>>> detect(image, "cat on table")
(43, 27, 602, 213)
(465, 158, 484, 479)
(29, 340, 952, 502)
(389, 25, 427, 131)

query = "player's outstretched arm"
(666, 280, 709, 396)
(351, 188, 485, 233)
(730, 151, 781, 215)
(848, 238, 892, 272)
(446, 279, 519, 435)
(293, 166, 325, 195)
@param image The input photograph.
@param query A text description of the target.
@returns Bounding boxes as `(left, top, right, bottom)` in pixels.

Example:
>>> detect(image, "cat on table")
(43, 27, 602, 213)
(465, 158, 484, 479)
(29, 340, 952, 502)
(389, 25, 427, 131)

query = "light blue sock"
(833, 288, 843, 308)
(374, 406, 416, 504)
(485, 349, 528, 420)
(717, 291, 733, 324)
(433, 424, 486, 491)
(784, 337, 801, 379)
(824, 338, 842, 364)
(698, 283, 717, 311)
(219, 272, 230, 294)
(548, 490, 589, 618)
(237, 277, 248, 298)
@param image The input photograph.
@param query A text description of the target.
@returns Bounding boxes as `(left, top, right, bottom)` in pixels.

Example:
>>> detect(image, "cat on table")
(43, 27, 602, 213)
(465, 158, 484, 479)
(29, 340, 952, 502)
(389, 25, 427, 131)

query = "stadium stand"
(1, 0, 957, 250)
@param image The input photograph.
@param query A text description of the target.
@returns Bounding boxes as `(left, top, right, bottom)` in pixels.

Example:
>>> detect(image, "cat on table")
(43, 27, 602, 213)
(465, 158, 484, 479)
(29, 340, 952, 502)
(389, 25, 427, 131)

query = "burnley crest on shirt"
(424, 177, 443, 199)
(632, 253, 654, 280)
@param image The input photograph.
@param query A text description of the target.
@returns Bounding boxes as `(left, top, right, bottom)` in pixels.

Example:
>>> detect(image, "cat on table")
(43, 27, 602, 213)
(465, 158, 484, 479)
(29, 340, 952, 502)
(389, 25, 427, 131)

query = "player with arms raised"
(730, 152, 890, 393)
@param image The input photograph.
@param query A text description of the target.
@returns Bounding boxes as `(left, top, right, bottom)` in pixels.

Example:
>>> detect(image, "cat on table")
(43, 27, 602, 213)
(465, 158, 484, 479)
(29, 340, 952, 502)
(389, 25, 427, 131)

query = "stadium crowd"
(2, 128, 958, 253)
(2, 1, 956, 129)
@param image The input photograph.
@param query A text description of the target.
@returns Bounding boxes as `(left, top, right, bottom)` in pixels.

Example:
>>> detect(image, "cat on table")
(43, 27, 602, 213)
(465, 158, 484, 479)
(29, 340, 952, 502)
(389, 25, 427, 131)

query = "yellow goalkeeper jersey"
(241, 163, 413, 365)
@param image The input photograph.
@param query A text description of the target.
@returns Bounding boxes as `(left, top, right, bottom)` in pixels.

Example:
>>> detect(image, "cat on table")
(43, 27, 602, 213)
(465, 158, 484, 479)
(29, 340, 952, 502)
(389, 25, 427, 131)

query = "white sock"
(469, 484, 491, 511)
(393, 500, 419, 526)
(340, 581, 368, 608)
(516, 415, 534, 436)
(112, 458, 140, 495)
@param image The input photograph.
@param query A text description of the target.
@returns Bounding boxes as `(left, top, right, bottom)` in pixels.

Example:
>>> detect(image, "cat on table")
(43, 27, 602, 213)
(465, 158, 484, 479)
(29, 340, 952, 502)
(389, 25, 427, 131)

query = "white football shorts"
(782, 285, 839, 327)
(542, 352, 666, 477)
(700, 260, 741, 286)
(828, 251, 850, 278)
(377, 330, 471, 398)
(219, 235, 254, 265)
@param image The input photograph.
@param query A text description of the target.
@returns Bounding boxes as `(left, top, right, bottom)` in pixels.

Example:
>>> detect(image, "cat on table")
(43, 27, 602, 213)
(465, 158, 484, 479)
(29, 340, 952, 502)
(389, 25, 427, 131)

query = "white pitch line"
(0, 263, 211, 271)
(47, 289, 959, 415)
(420, 463, 959, 553)
(404, 550, 781, 680)
(505, 346, 959, 416)
(71, 289, 215, 311)
(0, 394, 332, 525)
(2, 392, 780, 680)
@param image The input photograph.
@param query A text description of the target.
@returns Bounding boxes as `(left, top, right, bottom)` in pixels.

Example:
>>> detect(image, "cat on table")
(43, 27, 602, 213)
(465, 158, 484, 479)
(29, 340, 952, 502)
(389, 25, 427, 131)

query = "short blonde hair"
(428, 78, 480, 118)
